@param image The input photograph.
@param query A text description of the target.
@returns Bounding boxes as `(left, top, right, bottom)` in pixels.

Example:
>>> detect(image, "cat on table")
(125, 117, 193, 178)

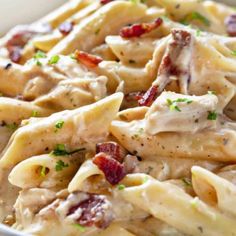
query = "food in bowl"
(0, 0, 236, 235)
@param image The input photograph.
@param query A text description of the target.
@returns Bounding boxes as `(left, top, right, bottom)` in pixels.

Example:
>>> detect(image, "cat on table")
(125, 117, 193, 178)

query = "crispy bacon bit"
(150, 29, 192, 96)
(100, 0, 114, 4)
(59, 22, 74, 35)
(138, 85, 158, 107)
(225, 14, 236, 37)
(172, 29, 191, 47)
(120, 18, 163, 38)
(6, 30, 35, 63)
(96, 142, 126, 163)
(125, 91, 145, 102)
(75, 50, 103, 68)
(93, 153, 126, 185)
(67, 192, 113, 228)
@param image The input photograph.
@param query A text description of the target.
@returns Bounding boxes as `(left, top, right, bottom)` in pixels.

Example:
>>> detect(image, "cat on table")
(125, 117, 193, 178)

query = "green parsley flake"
(95, 28, 100, 35)
(70, 54, 76, 60)
(196, 29, 202, 37)
(117, 184, 126, 190)
(55, 160, 69, 172)
(182, 178, 192, 187)
(36, 60, 42, 66)
(32, 110, 39, 117)
(51, 144, 86, 156)
(231, 50, 236, 56)
(143, 176, 149, 183)
(34, 51, 47, 59)
(190, 197, 199, 208)
(167, 98, 193, 112)
(73, 224, 86, 232)
(6, 123, 18, 131)
(207, 111, 217, 120)
(49, 55, 60, 64)
(55, 120, 64, 132)
(181, 12, 210, 27)
(40, 166, 47, 177)
(33, 51, 47, 66)
(207, 90, 216, 95)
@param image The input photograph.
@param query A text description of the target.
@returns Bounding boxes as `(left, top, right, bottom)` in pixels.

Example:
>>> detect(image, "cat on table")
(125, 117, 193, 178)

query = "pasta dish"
(1, 0, 236, 235)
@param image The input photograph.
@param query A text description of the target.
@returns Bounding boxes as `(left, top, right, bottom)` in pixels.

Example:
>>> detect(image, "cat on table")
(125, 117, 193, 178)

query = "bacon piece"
(6, 30, 35, 63)
(225, 14, 236, 37)
(96, 142, 126, 163)
(75, 50, 103, 68)
(125, 91, 145, 102)
(100, 0, 114, 4)
(6, 24, 51, 63)
(66, 192, 113, 229)
(147, 29, 192, 98)
(93, 153, 126, 185)
(138, 85, 158, 107)
(120, 18, 163, 38)
(59, 22, 74, 35)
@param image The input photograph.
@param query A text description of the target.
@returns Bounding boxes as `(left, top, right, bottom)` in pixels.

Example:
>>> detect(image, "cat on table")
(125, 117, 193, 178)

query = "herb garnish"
(207, 111, 217, 120)
(207, 91, 216, 95)
(181, 12, 210, 27)
(6, 123, 18, 131)
(40, 166, 48, 177)
(54, 120, 64, 132)
(49, 55, 60, 64)
(51, 144, 86, 156)
(117, 184, 126, 190)
(33, 51, 46, 66)
(73, 224, 86, 232)
(231, 50, 236, 56)
(182, 178, 192, 187)
(55, 160, 69, 171)
(167, 98, 193, 112)
(32, 110, 39, 117)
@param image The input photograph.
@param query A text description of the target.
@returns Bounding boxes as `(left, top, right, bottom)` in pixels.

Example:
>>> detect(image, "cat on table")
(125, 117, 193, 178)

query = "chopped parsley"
(34, 51, 47, 59)
(55, 160, 69, 172)
(117, 184, 126, 190)
(182, 178, 192, 187)
(49, 55, 60, 64)
(6, 123, 18, 131)
(70, 54, 76, 60)
(207, 90, 216, 95)
(196, 29, 202, 37)
(143, 176, 149, 183)
(190, 197, 199, 208)
(181, 12, 210, 27)
(33, 51, 47, 66)
(95, 28, 100, 35)
(51, 144, 86, 156)
(231, 50, 236, 56)
(54, 120, 64, 132)
(166, 98, 193, 112)
(40, 166, 48, 177)
(32, 110, 39, 117)
(207, 111, 217, 120)
(73, 224, 86, 232)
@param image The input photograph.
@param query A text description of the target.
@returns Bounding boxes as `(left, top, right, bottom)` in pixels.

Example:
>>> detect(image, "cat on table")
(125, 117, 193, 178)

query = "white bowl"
(0, 0, 66, 35)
